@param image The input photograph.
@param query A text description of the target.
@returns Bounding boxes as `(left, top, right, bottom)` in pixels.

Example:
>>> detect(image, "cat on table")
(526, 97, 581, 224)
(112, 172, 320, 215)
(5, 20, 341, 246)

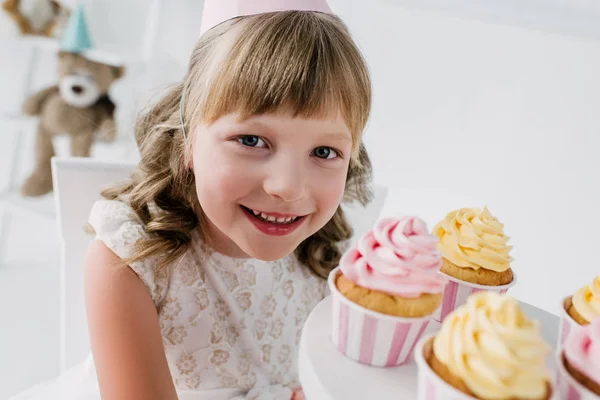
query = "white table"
(299, 296, 560, 400)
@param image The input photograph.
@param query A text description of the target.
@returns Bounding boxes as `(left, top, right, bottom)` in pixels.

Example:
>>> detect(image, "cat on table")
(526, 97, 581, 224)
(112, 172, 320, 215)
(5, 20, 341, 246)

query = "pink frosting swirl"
(564, 317, 600, 386)
(340, 216, 448, 298)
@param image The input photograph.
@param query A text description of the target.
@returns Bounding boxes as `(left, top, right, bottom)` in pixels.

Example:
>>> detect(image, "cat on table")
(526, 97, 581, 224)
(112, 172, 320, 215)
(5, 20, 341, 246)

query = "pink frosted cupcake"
(329, 216, 448, 367)
(556, 316, 600, 399)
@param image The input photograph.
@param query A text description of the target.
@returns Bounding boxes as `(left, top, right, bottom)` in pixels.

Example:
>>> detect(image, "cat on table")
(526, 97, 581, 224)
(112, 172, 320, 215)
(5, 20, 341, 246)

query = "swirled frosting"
(572, 275, 600, 323)
(433, 292, 551, 399)
(339, 216, 447, 298)
(434, 207, 513, 272)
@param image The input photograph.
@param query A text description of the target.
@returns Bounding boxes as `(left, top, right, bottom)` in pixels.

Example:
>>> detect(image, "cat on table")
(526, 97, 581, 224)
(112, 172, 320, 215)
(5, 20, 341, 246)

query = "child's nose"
(263, 159, 306, 202)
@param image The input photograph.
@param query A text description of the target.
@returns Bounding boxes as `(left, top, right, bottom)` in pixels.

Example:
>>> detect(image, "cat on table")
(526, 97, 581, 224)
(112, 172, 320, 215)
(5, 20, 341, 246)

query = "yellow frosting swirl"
(433, 292, 551, 400)
(572, 274, 600, 323)
(434, 207, 513, 272)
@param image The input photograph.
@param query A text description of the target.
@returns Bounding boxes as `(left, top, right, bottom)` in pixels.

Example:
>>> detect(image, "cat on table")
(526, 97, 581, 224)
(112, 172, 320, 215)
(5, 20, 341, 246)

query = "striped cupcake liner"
(432, 272, 517, 323)
(328, 268, 436, 367)
(414, 334, 478, 400)
(558, 296, 584, 348)
(555, 351, 599, 400)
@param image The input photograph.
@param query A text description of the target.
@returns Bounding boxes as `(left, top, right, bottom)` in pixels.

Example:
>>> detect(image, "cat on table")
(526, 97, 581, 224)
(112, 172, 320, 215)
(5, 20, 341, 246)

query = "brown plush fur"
(441, 257, 514, 286)
(564, 296, 591, 325)
(21, 51, 124, 196)
(335, 273, 442, 317)
(424, 337, 553, 400)
(2, 0, 66, 36)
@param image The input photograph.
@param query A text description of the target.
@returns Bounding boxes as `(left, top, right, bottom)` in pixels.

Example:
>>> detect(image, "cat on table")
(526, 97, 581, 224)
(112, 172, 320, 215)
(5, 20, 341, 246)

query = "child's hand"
(291, 388, 305, 400)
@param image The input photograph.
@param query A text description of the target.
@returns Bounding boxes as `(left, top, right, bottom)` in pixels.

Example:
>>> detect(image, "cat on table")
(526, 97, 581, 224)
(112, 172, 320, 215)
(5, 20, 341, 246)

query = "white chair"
(52, 156, 138, 372)
(52, 156, 388, 372)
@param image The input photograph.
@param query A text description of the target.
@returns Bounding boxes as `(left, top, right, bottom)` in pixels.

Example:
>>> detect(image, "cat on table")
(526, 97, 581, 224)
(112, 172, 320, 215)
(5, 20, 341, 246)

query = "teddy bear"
(20, 50, 125, 197)
(1, 0, 69, 37)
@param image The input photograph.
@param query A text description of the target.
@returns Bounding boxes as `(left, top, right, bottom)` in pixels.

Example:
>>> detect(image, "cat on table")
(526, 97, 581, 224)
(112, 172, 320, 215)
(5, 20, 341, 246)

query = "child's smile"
(240, 205, 308, 236)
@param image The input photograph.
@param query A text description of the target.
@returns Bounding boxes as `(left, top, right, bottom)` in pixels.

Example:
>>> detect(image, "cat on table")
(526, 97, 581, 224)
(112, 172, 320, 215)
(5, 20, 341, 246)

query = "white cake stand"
(299, 296, 560, 400)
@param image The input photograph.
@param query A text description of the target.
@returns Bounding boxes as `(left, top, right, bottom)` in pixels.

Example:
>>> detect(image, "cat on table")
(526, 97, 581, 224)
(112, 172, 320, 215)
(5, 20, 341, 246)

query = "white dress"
(11, 200, 329, 400)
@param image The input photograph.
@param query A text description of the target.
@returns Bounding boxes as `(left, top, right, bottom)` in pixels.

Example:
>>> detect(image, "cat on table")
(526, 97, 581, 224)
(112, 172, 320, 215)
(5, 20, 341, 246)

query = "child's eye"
(312, 147, 338, 160)
(237, 135, 266, 148)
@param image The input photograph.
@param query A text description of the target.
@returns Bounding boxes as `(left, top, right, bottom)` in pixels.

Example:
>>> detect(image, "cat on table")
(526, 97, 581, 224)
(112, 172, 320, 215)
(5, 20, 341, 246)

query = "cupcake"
(556, 316, 600, 398)
(558, 274, 600, 346)
(329, 216, 448, 367)
(432, 207, 517, 322)
(571, 275, 600, 324)
(415, 292, 553, 400)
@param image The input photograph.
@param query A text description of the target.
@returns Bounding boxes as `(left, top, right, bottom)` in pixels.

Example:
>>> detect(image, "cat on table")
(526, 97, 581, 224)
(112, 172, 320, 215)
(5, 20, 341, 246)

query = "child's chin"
(243, 243, 297, 262)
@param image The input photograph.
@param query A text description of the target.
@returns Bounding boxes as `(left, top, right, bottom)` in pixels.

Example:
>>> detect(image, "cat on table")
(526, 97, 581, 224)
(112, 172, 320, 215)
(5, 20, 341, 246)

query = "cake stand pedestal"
(299, 296, 560, 400)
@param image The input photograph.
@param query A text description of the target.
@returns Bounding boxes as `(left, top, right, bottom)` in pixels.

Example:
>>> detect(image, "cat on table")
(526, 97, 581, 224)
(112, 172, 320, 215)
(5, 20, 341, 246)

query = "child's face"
(192, 111, 353, 260)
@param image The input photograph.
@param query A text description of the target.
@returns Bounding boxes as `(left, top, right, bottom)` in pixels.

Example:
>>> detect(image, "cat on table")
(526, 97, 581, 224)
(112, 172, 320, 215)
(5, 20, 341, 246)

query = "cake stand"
(299, 296, 560, 400)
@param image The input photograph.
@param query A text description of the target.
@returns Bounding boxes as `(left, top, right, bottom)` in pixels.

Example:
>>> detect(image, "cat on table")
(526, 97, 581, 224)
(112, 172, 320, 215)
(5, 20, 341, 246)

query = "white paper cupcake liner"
(328, 268, 435, 367)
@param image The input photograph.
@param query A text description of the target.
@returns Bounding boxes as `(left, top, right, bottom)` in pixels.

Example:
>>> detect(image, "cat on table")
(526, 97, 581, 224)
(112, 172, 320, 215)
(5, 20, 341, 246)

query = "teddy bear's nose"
(72, 85, 84, 94)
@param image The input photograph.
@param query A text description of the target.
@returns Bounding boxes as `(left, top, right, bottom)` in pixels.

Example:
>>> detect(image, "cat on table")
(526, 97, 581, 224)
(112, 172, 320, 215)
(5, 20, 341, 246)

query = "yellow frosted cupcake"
(569, 274, 600, 325)
(415, 292, 553, 400)
(432, 207, 516, 323)
(433, 207, 514, 286)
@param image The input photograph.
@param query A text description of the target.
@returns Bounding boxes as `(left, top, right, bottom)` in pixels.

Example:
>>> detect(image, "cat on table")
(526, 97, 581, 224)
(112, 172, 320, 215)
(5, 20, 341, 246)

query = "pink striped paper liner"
(328, 268, 435, 367)
(555, 351, 599, 400)
(432, 271, 517, 323)
(557, 296, 584, 349)
(415, 334, 477, 400)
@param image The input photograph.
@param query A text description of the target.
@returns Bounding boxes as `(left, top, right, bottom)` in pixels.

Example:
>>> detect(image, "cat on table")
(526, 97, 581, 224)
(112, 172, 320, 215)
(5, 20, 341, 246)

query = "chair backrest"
(52, 156, 388, 372)
(52, 156, 137, 372)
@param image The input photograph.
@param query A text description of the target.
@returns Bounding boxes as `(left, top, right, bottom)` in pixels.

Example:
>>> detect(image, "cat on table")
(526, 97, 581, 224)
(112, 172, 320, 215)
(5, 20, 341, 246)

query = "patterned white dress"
(11, 200, 329, 400)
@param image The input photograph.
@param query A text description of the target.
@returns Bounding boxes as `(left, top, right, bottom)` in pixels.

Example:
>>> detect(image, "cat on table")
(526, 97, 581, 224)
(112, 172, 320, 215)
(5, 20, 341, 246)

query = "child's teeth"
(249, 208, 299, 224)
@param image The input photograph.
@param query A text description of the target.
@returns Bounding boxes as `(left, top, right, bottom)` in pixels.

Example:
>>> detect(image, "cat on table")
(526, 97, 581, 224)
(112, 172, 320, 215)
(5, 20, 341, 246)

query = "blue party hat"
(60, 4, 93, 53)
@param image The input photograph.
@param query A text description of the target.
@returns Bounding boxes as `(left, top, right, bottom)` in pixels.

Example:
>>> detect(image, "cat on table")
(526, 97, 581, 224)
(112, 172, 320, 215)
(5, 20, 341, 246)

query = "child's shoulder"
(88, 199, 148, 252)
(87, 199, 168, 306)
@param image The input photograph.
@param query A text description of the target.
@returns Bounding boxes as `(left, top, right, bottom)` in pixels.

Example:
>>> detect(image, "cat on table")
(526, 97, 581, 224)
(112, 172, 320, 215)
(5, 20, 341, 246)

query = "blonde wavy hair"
(102, 11, 373, 278)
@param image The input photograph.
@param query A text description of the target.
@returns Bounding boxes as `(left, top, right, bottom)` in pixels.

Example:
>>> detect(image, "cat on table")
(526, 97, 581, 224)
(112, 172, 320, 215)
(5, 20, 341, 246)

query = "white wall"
(2, 0, 599, 316)
(329, 0, 600, 314)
